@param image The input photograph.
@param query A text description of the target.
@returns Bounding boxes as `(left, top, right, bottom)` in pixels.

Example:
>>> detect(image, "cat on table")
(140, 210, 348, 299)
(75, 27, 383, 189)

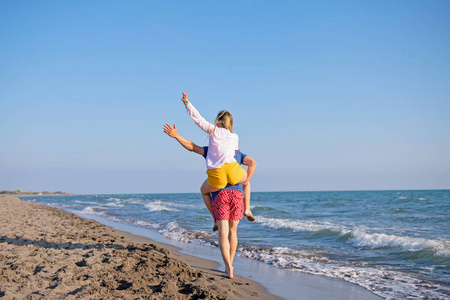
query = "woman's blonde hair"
(211, 110, 233, 134)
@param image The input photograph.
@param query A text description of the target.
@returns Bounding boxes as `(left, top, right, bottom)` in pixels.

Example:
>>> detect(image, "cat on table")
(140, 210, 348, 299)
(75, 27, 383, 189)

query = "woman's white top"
(186, 102, 239, 169)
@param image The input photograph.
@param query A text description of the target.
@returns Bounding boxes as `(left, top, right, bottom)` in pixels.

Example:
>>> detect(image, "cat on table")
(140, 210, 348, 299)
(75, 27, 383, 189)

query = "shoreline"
(1, 195, 277, 299)
(88, 215, 383, 300)
(82, 211, 383, 300)
(12, 194, 384, 300)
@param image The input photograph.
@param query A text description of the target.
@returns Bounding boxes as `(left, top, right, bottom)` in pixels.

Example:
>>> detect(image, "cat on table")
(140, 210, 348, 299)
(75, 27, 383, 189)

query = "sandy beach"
(0, 195, 277, 299)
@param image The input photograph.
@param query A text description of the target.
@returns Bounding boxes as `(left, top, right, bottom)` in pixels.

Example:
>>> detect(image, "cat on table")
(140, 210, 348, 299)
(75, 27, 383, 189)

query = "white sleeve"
(185, 102, 214, 133)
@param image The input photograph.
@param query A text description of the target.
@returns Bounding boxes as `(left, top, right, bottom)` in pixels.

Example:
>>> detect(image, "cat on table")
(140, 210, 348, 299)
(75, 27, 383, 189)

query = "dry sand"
(0, 195, 278, 299)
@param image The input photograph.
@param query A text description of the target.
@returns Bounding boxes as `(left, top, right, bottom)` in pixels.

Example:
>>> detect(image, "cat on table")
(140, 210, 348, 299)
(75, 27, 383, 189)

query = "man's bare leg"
(218, 220, 233, 279)
(228, 219, 240, 269)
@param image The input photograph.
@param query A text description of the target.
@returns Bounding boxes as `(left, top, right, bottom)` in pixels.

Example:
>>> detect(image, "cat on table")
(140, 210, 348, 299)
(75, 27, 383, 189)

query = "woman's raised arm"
(182, 92, 214, 134)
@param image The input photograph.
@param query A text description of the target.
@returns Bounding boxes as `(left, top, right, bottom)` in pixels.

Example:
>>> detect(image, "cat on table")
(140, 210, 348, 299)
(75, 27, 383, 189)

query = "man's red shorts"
(212, 190, 244, 221)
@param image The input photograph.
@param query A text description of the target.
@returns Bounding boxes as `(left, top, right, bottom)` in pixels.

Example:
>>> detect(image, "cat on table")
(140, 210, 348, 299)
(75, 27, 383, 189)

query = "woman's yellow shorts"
(206, 161, 246, 189)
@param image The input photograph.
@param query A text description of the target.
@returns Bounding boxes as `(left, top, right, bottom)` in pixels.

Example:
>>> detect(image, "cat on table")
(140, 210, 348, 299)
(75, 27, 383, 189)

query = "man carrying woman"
(163, 123, 257, 279)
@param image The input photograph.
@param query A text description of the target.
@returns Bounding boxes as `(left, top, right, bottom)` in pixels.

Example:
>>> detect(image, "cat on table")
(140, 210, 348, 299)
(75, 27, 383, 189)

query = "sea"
(25, 190, 449, 300)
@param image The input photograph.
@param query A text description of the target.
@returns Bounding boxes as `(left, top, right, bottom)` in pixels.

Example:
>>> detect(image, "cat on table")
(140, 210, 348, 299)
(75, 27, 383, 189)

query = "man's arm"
(163, 123, 205, 156)
(242, 155, 257, 185)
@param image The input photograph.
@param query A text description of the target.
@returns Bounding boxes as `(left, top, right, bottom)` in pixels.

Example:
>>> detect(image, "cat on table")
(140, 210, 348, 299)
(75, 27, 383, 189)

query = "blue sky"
(1, 0, 449, 194)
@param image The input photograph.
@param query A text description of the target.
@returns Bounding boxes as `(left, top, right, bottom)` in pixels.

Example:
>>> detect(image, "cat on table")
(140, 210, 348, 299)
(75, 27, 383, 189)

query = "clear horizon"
(6, 188, 450, 196)
(1, 1, 449, 194)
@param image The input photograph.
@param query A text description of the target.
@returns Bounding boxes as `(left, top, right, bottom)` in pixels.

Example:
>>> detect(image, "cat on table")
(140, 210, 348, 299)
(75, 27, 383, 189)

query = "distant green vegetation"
(0, 190, 70, 195)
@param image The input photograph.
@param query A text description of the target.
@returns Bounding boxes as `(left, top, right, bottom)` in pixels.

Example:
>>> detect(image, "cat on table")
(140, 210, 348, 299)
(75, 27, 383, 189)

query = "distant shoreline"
(0, 190, 74, 196)
(10, 188, 449, 197)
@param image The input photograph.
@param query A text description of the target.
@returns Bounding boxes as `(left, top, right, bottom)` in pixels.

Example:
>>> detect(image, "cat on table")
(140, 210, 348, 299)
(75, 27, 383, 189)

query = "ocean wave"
(123, 198, 145, 204)
(80, 206, 107, 216)
(134, 220, 161, 230)
(74, 200, 101, 205)
(159, 221, 215, 245)
(238, 245, 449, 300)
(255, 216, 339, 233)
(106, 197, 121, 201)
(144, 201, 181, 212)
(103, 202, 125, 208)
(256, 217, 449, 257)
(107, 216, 126, 223)
(48, 202, 79, 209)
(348, 230, 450, 256)
(144, 199, 202, 212)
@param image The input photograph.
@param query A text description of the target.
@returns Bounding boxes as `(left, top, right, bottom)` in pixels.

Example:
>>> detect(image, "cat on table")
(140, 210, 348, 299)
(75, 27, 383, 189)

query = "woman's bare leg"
(237, 174, 255, 222)
(217, 220, 233, 278)
(201, 180, 219, 231)
(242, 182, 255, 221)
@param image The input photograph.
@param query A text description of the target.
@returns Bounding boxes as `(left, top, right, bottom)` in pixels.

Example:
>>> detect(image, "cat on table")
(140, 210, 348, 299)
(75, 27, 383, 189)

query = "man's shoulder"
(234, 150, 246, 164)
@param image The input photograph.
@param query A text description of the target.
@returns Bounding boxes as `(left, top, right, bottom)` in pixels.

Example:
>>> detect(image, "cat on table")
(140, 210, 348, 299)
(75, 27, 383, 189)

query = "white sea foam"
(123, 198, 145, 204)
(145, 201, 180, 212)
(156, 217, 450, 300)
(108, 216, 125, 223)
(48, 202, 77, 209)
(104, 202, 124, 208)
(74, 200, 101, 204)
(159, 221, 214, 245)
(255, 216, 336, 233)
(256, 217, 450, 257)
(80, 206, 106, 216)
(238, 246, 450, 300)
(134, 220, 160, 229)
(106, 197, 121, 201)
(144, 199, 201, 212)
(349, 230, 450, 256)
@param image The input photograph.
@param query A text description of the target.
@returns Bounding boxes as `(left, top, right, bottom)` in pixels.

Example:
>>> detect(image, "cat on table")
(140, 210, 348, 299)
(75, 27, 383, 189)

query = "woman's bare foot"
(213, 221, 218, 232)
(222, 266, 234, 279)
(244, 211, 255, 222)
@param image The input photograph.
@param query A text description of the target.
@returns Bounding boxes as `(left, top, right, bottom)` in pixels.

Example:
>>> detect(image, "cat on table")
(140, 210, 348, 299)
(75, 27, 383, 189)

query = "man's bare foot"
(244, 211, 255, 222)
(222, 266, 234, 279)
(213, 221, 218, 232)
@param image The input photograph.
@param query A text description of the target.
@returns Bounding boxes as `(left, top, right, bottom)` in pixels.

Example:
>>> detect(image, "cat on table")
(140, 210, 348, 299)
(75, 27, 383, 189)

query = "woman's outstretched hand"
(163, 123, 178, 138)
(181, 92, 189, 105)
